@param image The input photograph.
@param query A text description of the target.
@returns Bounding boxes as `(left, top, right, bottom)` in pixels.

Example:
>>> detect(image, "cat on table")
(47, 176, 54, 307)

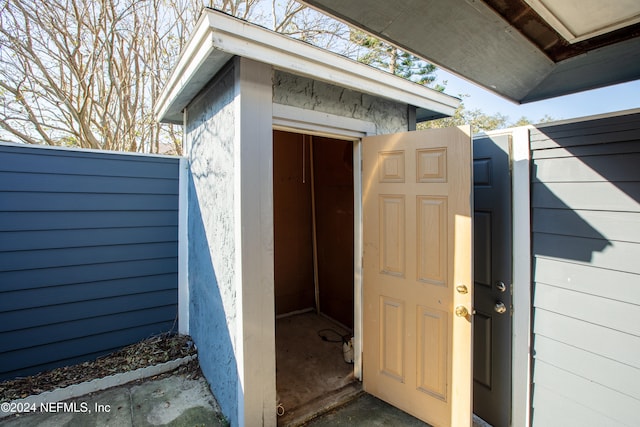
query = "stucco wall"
(185, 63, 239, 423)
(273, 70, 409, 134)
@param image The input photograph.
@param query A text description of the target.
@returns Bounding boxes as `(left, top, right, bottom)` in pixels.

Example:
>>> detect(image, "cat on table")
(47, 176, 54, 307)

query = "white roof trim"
(524, 0, 640, 44)
(155, 9, 460, 124)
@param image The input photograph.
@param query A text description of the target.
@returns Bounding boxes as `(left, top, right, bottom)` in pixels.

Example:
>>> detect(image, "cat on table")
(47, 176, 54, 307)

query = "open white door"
(362, 127, 473, 427)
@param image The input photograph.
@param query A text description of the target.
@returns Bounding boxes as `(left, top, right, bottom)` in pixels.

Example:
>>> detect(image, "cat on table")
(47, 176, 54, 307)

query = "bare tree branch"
(0, 0, 425, 155)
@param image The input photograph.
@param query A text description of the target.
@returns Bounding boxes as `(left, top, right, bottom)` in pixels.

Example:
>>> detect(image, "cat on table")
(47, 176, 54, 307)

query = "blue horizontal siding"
(0, 192, 178, 211)
(0, 242, 177, 271)
(0, 274, 178, 311)
(0, 258, 177, 292)
(0, 227, 177, 251)
(0, 290, 178, 331)
(0, 144, 180, 381)
(2, 322, 177, 379)
(0, 171, 179, 194)
(0, 146, 179, 178)
(530, 112, 640, 426)
(0, 210, 178, 231)
(2, 305, 177, 353)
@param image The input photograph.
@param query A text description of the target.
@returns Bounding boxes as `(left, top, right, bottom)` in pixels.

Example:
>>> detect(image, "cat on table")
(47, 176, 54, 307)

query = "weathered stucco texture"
(185, 64, 239, 424)
(183, 62, 414, 427)
(273, 70, 409, 135)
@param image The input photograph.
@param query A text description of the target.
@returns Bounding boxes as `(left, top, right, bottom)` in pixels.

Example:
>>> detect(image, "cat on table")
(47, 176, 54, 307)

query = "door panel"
(379, 195, 406, 276)
(417, 196, 447, 285)
(416, 305, 448, 399)
(473, 135, 513, 427)
(473, 311, 492, 388)
(363, 127, 473, 427)
(380, 296, 405, 381)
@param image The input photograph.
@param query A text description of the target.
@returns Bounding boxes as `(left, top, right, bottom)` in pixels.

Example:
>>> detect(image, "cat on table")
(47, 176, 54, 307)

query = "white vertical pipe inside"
(309, 135, 321, 314)
(353, 139, 363, 380)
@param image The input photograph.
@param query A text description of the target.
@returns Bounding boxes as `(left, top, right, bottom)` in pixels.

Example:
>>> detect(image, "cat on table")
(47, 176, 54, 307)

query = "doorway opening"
(273, 130, 360, 425)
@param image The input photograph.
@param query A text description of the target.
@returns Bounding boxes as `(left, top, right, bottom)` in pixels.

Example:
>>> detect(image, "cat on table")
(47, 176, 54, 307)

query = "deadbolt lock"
(496, 281, 507, 293)
(456, 284, 469, 294)
(495, 301, 507, 314)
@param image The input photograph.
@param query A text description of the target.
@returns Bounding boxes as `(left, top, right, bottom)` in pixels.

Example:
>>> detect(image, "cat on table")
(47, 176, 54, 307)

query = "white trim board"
(511, 126, 532, 427)
(235, 58, 277, 427)
(155, 9, 459, 124)
(178, 155, 190, 335)
(273, 104, 375, 139)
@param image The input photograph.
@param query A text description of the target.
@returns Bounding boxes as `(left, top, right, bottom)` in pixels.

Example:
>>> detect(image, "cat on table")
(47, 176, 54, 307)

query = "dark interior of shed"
(272, 130, 359, 425)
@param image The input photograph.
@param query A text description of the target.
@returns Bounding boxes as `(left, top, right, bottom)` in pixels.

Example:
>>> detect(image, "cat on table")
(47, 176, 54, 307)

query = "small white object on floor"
(342, 337, 354, 364)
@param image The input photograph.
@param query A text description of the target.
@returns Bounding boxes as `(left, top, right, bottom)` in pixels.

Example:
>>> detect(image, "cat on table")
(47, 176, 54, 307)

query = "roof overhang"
(155, 9, 460, 124)
(300, 0, 640, 103)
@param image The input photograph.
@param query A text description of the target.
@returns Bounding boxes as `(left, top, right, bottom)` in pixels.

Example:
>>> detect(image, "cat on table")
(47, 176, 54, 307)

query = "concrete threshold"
(278, 381, 363, 426)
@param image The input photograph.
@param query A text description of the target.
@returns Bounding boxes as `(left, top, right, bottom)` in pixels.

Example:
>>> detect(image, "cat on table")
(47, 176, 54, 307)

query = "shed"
(155, 8, 470, 427)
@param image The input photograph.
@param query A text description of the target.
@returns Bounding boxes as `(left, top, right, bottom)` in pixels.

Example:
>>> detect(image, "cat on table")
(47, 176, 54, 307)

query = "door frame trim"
(511, 126, 532, 427)
(273, 103, 376, 138)
(483, 126, 532, 427)
(272, 104, 374, 380)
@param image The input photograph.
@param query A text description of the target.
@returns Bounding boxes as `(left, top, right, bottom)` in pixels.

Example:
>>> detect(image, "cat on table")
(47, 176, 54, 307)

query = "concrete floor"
(0, 373, 225, 427)
(275, 311, 360, 426)
(275, 311, 493, 427)
(305, 393, 429, 426)
(305, 393, 493, 427)
(1, 331, 493, 427)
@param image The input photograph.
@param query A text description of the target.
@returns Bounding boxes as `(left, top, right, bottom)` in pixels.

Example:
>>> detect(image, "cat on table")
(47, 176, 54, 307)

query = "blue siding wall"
(530, 111, 640, 426)
(0, 144, 180, 381)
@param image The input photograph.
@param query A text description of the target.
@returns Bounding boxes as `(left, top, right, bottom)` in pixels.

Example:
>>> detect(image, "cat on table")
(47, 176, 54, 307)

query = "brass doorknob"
(495, 301, 507, 314)
(455, 305, 469, 317)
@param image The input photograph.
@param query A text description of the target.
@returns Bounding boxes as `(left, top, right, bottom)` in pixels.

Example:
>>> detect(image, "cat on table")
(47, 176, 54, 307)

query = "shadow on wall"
(531, 163, 609, 262)
(531, 113, 640, 263)
(187, 175, 239, 426)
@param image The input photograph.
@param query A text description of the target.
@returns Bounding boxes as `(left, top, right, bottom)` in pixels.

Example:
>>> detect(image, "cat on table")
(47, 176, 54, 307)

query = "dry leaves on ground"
(0, 333, 197, 403)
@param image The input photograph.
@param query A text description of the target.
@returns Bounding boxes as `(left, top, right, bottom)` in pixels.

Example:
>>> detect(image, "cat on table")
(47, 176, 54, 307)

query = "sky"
(213, 2, 640, 126)
(434, 69, 640, 125)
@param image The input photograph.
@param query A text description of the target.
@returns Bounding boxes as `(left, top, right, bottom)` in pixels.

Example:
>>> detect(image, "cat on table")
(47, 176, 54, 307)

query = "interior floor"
(276, 311, 360, 426)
